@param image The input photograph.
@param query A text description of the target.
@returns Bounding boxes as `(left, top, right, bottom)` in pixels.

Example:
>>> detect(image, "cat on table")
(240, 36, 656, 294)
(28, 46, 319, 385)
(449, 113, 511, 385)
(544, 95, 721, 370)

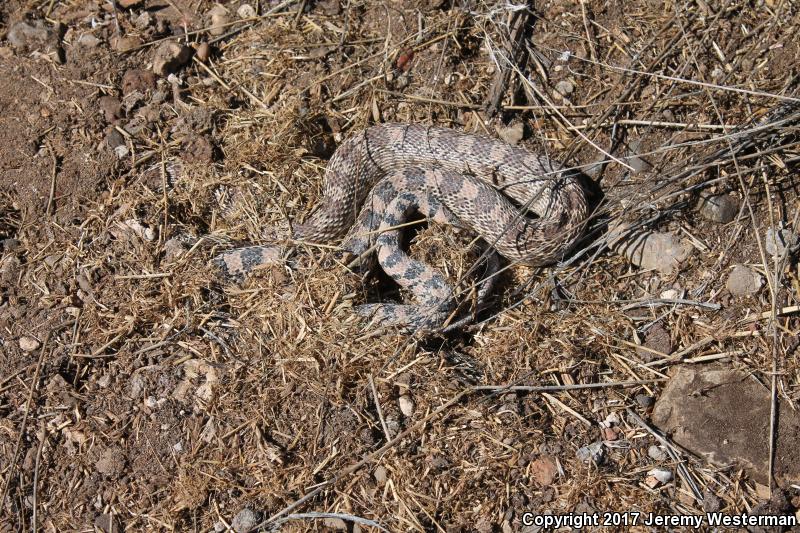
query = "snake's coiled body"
(215, 123, 588, 331)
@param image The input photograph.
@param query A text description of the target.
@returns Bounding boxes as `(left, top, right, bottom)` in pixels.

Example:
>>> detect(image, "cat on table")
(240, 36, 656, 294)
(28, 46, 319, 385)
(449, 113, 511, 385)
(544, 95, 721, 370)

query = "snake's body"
(215, 123, 588, 331)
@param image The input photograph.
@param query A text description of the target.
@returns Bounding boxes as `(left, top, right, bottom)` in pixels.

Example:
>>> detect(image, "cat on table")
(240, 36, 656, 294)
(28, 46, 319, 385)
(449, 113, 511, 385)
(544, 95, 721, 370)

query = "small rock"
(726, 264, 763, 297)
(19, 336, 41, 352)
(237, 3, 256, 18)
(181, 134, 215, 164)
(635, 394, 654, 408)
(765, 227, 798, 258)
(554, 79, 574, 96)
(208, 5, 230, 36)
(152, 41, 192, 76)
(98, 96, 122, 123)
(644, 475, 662, 489)
(530, 455, 559, 485)
(111, 35, 142, 53)
(576, 441, 605, 465)
(609, 223, 692, 274)
(97, 373, 112, 388)
(125, 219, 155, 241)
(398, 395, 415, 417)
(118, 0, 143, 7)
(497, 122, 525, 145)
(8, 21, 52, 51)
(195, 42, 210, 62)
(114, 145, 129, 159)
(93, 514, 120, 533)
(659, 288, 679, 300)
(231, 508, 261, 533)
(698, 193, 738, 223)
(648, 445, 667, 461)
(601, 426, 618, 441)
(122, 68, 156, 95)
(105, 128, 125, 149)
(374, 465, 388, 486)
(647, 468, 673, 484)
(163, 237, 189, 262)
(134, 11, 153, 29)
(77, 33, 100, 48)
(628, 139, 652, 174)
(636, 323, 672, 362)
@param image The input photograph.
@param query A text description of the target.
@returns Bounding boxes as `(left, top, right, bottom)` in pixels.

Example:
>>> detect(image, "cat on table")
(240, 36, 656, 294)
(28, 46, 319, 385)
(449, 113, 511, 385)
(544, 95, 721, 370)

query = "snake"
(213, 123, 588, 331)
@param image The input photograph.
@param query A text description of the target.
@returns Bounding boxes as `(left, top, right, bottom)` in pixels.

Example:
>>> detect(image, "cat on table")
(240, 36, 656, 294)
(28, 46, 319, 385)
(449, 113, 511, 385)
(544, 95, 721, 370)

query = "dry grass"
(1, 0, 799, 530)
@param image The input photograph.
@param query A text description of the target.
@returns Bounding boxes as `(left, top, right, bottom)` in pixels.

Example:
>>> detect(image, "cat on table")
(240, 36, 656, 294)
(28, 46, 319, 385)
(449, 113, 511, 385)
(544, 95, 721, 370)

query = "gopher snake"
(214, 123, 588, 331)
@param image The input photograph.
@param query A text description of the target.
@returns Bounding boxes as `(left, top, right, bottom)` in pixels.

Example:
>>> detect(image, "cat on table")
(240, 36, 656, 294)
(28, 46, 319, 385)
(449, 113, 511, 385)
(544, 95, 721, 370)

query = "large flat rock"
(652, 366, 800, 485)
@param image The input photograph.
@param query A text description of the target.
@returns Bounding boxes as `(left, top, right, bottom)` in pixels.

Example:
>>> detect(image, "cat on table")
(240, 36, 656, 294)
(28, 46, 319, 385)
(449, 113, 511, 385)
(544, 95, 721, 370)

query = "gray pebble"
(576, 441, 605, 465)
(609, 223, 692, 274)
(8, 21, 52, 50)
(374, 465, 388, 485)
(627, 140, 652, 174)
(231, 508, 261, 533)
(134, 12, 153, 29)
(765, 227, 798, 258)
(647, 445, 667, 461)
(77, 33, 100, 48)
(726, 264, 763, 297)
(555, 80, 574, 96)
(497, 122, 525, 145)
(19, 336, 41, 352)
(698, 193, 738, 223)
(635, 394, 654, 408)
(105, 129, 125, 149)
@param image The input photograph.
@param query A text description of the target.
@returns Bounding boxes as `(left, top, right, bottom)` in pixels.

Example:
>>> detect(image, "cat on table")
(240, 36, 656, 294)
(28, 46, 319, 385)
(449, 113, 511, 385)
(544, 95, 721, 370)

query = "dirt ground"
(1, 0, 799, 531)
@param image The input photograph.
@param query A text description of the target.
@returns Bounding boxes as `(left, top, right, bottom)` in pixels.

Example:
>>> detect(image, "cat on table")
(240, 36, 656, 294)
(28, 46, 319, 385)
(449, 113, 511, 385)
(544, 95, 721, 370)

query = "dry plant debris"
(1, 0, 799, 531)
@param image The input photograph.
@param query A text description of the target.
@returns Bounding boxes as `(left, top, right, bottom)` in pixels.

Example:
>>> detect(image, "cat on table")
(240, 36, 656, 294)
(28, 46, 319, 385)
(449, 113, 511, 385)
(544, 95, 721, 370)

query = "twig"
(486, 2, 534, 116)
(471, 378, 665, 393)
(621, 298, 721, 311)
(368, 374, 391, 442)
(542, 392, 592, 426)
(45, 141, 58, 216)
(32, 430, 48, 533)
(740, 305, 800, 323)
(572, 118, 731, 131)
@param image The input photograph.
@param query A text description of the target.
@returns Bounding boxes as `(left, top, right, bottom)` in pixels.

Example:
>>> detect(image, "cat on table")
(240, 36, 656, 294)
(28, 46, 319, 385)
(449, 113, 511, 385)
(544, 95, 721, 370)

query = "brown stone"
(652, 366, 800, 485)
(122, 68, 156, 95)
(636, 323, 673, 362)
(98, 95, 122, 122)
(530, 455, 558, 486)
(152, 41, 192, 76)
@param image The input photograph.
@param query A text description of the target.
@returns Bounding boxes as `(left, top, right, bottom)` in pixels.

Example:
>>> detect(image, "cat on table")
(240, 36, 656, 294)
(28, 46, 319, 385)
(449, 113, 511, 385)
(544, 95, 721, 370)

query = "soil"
(1, 0, 799, 531)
